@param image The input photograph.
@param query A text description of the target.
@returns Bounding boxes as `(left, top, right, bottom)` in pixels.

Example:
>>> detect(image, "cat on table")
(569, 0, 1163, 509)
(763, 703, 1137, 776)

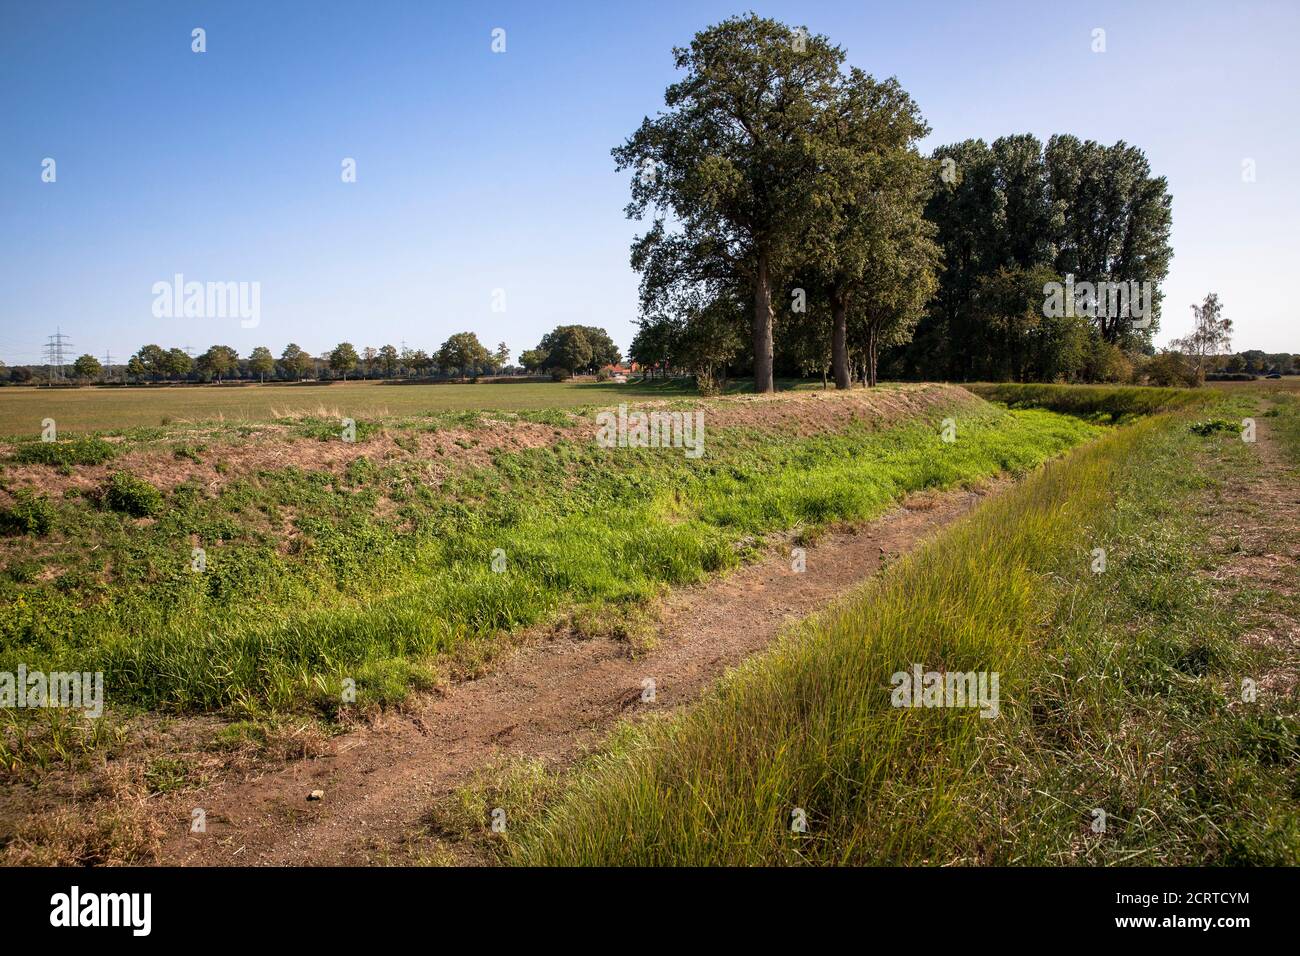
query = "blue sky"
(1, 0, 1296, 367)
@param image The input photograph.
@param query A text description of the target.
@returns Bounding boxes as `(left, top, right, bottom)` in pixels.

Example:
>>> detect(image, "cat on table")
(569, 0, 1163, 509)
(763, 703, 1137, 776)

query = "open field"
(0, 380, 704, 437)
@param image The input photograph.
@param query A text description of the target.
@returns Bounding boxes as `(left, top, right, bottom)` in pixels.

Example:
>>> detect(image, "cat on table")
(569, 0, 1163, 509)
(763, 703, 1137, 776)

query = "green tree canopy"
(328, 342, 359, 380)
(248, 346, 275, 382)
(132, 344, 168, 381)
(805, 69, 934, 387)
(518, 348, 548, 373)
(280, 343, 315, 380)
(197, 345, 238, 382)
(165, 348, 193, 380)
(436, 332, 491, 379)
(531, 325, 620, 374)
(615, 15, 846, 393)
(71, 354, 102, 382)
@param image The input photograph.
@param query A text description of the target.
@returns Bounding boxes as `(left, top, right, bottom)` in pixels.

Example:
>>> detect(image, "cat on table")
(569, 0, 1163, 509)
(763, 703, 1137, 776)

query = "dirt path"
(160, 480, 1002, 866)
(1206, 402, 1300, 696)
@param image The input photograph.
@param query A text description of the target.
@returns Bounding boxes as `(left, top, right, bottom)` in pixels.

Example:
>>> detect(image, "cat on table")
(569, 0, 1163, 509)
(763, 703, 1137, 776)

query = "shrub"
(1142, 351, 1198, 387)
(1083, 340, 1134, 383)
(103, 471, 164, 517)
(550, 368, 573, 382)
(0, 490, 55, 536)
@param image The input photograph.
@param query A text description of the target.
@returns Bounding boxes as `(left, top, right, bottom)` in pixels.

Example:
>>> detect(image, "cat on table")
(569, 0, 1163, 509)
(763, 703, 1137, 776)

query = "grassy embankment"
(0, 387, 1096, 768)
(494, 384, 1298, 865)
(967, 382, 1207, 420)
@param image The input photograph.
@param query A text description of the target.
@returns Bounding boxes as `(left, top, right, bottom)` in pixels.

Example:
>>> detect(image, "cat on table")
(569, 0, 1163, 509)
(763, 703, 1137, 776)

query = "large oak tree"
(615, 15, 845, 393)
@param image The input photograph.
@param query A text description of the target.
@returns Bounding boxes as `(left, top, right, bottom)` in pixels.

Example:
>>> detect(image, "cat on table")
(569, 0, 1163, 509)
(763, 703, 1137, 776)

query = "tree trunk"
(752, 252, 775, 394)
(867, 324, 879, 387)
(831, 290, 851, 390)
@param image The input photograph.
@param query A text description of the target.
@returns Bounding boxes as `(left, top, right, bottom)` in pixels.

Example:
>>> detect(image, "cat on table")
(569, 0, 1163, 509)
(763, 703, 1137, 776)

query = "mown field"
(471, 382, 1300, 866)
(0, 380, 699, 437)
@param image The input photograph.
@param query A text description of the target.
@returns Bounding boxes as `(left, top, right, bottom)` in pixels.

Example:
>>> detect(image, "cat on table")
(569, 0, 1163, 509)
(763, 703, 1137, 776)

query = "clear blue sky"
(1, 0, 1296, 367)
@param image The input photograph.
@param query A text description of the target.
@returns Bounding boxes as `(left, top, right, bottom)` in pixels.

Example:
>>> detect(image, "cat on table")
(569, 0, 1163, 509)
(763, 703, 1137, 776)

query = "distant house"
(601, 363, 633, 383)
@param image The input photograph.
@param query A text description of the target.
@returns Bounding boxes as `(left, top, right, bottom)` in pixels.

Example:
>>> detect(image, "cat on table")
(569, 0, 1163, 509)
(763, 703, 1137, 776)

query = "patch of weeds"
(342, 456, 379, 487)
(313, 658, 441, 718)
(11, 437, 116, 469)
(0, 490, 55, 536)
(211, 720, 273, 751)
(173, 443, 208, 462)
(103, 471, 164, 517)
(143, 757, 192, 794)
(434, 410, 486, 431)
(428, 757, 561, 854)
(568, 600, 659, 653)
(2, 559, 43, 584)
(1189, 418, 1239, 436)
(514, 408, 573, 428)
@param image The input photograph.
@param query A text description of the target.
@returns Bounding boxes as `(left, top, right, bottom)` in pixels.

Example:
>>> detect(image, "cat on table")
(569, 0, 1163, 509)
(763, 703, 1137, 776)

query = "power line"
(44, 327, 72, 383)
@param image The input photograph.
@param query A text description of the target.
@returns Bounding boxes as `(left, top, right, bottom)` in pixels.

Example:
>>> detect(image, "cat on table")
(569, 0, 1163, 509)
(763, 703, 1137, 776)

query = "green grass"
(1268, 391, 1300, 465)
(0, 397, 1096, 726)
(503, 391, 1298, 866)
(968, 382, 1210, 421)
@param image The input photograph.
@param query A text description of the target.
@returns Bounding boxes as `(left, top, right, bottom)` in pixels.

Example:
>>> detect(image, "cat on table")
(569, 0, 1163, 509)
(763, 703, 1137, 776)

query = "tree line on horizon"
(0, 325, 629, 386)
